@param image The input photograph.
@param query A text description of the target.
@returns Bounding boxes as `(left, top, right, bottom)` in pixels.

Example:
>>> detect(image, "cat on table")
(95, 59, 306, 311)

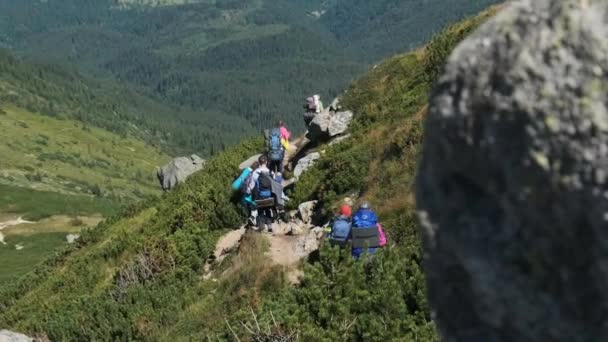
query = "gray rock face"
(307, 110, 354, 141)
(293, 152, 321, 179)
(328, 111, 353, 137)
(298, 201, 317, 225)
(157, 155, 205, 191)
(0, 330, 33, 342)
(417, 1, 608, 341)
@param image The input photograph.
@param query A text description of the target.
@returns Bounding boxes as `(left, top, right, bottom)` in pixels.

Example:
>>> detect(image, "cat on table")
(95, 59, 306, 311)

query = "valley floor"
(0, 213, 104, 284)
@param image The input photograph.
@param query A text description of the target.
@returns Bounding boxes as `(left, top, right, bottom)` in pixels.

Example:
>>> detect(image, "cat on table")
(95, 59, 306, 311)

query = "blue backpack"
(268, 128, 283, 161)
(351, 208, 380, 249)
(255, 173, 273, 199)
(352, 208, 378, 228)
(231, 168, 252, 193)
(329, 217, 351, 246)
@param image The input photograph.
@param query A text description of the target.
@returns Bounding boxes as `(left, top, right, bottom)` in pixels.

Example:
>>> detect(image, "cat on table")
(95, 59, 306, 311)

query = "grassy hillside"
(0, 102, 169, 283)
(0, 105, 168, 201)
(0, 5, 500, 340)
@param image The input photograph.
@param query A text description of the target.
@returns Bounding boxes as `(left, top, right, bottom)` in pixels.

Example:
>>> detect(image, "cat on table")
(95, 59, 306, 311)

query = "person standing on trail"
(327, 204, 353, 247)
(248, 155, 270, 195)
(303, 94, 323, 127)
(267, 124, 286, 176)
(279, 120, 291, 144)
(232, 161, 259, 226)
(350, 202, 387, 259)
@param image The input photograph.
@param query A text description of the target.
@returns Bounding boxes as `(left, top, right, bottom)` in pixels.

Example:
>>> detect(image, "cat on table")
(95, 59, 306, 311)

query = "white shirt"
(247, 165, 270, 194)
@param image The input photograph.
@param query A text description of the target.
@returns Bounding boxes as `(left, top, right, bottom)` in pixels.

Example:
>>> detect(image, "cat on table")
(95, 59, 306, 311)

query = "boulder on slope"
(293, 153, 321, 179)
(157, 154, 205, 191)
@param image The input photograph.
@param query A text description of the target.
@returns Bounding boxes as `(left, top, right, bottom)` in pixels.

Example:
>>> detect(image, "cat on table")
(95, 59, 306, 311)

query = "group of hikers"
(231, 120, 291, 232)
(231, 95, 387, 258)
(327, 202, 387, 259)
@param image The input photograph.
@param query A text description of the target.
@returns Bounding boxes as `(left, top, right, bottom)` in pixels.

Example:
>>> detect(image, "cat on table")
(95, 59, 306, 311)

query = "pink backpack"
(377, 223, 387, 247)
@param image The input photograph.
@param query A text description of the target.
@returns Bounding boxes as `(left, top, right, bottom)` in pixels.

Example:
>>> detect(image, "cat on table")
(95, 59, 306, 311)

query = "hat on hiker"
(360, 202, 370, 210)
(340, 204, 352, 217)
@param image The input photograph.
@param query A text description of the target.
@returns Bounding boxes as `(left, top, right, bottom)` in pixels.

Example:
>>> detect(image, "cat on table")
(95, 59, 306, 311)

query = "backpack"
(351, 209, 380, 249)
(329, 217, 351, 246)
(231, 168, 252, 193)
(352, 209, 378, 228)
(268, 128, 283, 162)
(255, 172, 273, 199)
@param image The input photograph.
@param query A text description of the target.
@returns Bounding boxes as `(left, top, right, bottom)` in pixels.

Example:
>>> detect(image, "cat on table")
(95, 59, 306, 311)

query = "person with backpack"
(350, 202, 387, 259)
(247, 155, 280, 232)
(267, 126, 285, 175)
(303, 94, 323, 127)
(327, 204, 353, 247)
(232, 161, 260, 226)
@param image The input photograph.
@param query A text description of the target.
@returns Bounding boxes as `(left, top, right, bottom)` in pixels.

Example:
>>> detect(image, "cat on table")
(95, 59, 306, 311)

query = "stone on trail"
(157, 154, 205, 191)
(417, 1, 608, 341)
(293, 152, 321, 179)
(298, 201, 317, 225)
(0, 330, 32, 342)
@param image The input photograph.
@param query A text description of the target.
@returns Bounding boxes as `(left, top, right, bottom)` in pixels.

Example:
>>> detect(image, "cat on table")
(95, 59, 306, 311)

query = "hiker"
(303, 94, 323, 127)
(327, 204, 353, 247)
(350, 202, 387, 259)
(232, 161, 260, 226)
(267, 125, 286, 176)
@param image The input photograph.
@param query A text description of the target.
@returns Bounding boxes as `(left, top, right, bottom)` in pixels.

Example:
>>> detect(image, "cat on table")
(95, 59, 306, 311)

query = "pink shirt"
(280, 126, 291, 141)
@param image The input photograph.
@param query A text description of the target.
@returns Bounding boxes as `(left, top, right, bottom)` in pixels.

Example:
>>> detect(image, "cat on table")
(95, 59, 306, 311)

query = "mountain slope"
(0, 50, 175, 284)
(0, 5, 501, 340)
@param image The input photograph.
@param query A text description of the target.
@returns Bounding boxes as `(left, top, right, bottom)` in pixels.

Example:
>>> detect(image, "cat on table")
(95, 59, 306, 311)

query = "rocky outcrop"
(293, 153, 320, 179)
(417, 1, 608, 341)
(0, 330, 33, 342)
(157, 155, 205, 191)
(307, 110, 354, 141)
(298, 201, 317, 224)
(66, 234, 80, 244)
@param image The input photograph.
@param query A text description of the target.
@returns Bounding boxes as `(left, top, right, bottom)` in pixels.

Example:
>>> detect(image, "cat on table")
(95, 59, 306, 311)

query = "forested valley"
(0, 0, 500, 155)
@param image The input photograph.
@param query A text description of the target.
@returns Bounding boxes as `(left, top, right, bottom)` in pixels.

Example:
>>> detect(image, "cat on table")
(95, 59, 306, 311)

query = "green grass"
(0, 105, 170, 201)
(0, 232, 67, 284)
(0, 184, 118, 220)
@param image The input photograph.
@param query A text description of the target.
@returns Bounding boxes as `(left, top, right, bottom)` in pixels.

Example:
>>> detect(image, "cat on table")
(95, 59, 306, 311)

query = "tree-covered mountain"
(0, 5, 500, 340)
(0, 0, 500, 154)
(0, 50, 254, 156)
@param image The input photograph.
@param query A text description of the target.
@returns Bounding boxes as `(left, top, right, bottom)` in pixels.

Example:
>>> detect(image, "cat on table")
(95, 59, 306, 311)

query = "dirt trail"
(0, 217, 35, 230)
(266, 234, 304, 267)
(0, 217, 35, 245)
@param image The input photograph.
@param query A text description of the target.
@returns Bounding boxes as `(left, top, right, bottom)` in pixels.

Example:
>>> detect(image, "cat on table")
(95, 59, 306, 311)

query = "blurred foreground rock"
(417, 0, 608, 341)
